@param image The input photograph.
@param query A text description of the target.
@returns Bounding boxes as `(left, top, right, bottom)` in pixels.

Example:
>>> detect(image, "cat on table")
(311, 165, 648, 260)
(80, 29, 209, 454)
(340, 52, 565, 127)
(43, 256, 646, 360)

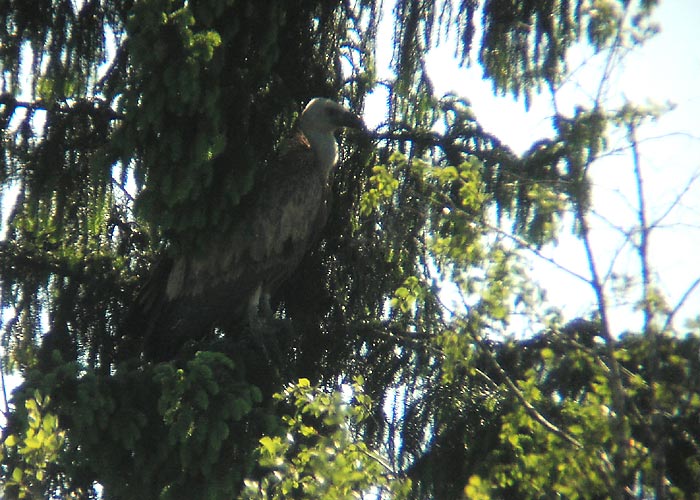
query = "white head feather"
(298, 98, 363, 173)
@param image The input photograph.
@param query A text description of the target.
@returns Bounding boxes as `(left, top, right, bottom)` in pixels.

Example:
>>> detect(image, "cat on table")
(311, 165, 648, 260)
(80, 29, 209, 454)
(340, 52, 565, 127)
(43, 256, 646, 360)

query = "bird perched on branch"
(133, 98, 363, 360)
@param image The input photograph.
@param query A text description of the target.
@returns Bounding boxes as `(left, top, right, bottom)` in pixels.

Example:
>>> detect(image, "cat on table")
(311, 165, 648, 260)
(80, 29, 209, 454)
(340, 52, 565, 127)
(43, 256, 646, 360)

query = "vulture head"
(299, 97, 364, 133)
(298, 98, 364, 172)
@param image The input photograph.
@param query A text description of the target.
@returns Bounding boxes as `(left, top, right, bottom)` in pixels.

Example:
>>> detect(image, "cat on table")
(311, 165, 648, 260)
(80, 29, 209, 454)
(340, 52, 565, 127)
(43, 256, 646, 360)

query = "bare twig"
(627, 118, 671, 499)
(628, 122, 654, 332)
(448, 314, 586, 450)
(576, 203, 630, 500)
(0, 355, 9, 422)
(594, 4, 632, 109)
(111, 176, 136, 203)
(485, 221, 593, 285)
(648, 167, 700, 232)
(661, 277, 700, 335)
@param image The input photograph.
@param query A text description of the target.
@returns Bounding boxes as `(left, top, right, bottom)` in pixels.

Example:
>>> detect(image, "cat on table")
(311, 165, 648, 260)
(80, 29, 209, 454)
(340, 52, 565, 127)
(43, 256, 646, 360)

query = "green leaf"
(4, 434, 18, 447)
(12, 467, 23, 482)
(42, 413, 57, 433)
(259, 436, 284, 457)
(24, 435, 42, 450)
(300, 425, 317, 437)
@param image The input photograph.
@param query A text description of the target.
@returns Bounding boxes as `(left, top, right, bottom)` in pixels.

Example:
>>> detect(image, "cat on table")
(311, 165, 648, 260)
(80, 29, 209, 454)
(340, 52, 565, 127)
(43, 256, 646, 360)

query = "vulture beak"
(337, 109, 365, 131)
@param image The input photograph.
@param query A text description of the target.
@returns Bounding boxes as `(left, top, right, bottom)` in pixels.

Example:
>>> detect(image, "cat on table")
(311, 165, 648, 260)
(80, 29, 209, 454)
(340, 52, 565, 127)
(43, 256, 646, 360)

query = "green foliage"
(154, 352, 262, 480)
(492, 349, 629, 496)
(1, 1, 695, 499)
(450, 328, 700, 499)
(391, 276, 426, 314)
(241, 378, 411, 499)
(0, 350, 269, 499)
(359, 161, 401, 217)
(2, 391, 65, 499)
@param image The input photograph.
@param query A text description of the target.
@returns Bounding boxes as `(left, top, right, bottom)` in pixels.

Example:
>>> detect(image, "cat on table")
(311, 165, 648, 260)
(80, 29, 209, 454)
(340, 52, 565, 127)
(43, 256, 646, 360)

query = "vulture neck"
(302, 129, 339, 176)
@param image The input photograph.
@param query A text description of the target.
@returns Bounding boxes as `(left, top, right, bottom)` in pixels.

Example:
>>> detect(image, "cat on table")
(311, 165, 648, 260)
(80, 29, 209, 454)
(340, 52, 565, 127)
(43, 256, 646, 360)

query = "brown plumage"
(133, 98, 363, 359)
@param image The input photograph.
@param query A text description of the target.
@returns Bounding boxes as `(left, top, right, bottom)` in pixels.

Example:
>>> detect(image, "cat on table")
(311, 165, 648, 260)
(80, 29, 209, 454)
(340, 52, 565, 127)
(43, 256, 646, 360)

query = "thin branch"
(577, 201, 631, 495)
(627, 114, 670, 499)
(359, 447, 401, 477)
(468, 324, 584, 450)
(434, 290, 585, 450)
(587, 209, 637, 288)
(628, 122, 654, 334)
(648, 167, 700, 232)
(661, 277, 700, 335)
(485, 221, 592, 285)
(0, 355, 9, 421)
(0, 94, 125, 121)
(594, 4, 632, 109)
(111, 176, 136, 203)
(428, 182, 592, 286)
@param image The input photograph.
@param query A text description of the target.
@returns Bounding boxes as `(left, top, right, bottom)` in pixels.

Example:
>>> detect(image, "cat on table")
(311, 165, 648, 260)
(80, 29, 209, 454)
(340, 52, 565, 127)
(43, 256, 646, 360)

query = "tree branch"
(661, 276, 700, 335)
(0, 94, 125, 122)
